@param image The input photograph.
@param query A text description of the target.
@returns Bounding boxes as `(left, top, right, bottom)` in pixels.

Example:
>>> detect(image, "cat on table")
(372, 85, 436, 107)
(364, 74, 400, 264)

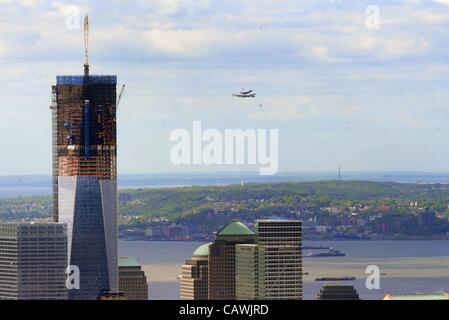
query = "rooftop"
(255, 219, 300, 222)
(193, 242, 212, 257)
(118, 256, 141, 268)
(216, 221, 254, 236)
(56, 75, 117, 85)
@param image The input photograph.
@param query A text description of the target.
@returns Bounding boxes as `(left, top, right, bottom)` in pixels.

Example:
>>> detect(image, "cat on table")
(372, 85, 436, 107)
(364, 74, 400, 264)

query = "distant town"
(2, 180, 449, 241)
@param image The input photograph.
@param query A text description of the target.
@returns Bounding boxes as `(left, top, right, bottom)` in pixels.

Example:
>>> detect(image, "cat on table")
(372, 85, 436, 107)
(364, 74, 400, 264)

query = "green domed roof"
(193, 242, 212, 257)
(216, 221, 254, 236)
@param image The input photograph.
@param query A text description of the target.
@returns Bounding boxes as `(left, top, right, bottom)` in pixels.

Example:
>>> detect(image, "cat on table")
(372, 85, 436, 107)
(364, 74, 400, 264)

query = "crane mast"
(84, 15, 89, 77)
(116, 84, 125, 108)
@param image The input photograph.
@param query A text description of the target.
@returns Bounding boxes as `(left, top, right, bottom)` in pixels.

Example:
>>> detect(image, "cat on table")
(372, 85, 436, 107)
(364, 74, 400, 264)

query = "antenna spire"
(84, 15, 89, 76)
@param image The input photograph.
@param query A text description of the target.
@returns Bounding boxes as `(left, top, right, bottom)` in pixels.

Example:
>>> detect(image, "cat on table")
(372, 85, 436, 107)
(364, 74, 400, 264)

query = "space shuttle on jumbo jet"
(232, 88, 256, 98)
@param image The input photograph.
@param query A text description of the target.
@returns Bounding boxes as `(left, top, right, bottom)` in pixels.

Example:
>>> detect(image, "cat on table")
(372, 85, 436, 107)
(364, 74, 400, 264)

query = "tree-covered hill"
(2, 181, 449, 222)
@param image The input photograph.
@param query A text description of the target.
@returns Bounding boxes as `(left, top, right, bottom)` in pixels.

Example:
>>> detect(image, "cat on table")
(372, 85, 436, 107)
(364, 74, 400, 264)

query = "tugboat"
(305, 247, 346, 257)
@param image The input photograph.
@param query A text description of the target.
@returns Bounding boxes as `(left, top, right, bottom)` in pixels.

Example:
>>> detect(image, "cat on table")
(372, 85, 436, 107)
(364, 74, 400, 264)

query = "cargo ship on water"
(305, 247, 346, 257)
(303, 245, 331, 250)
(315, 276, 356, 282)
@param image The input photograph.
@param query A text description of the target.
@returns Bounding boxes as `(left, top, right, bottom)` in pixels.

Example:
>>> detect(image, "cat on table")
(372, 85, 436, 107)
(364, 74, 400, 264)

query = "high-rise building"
(208, 221, 255, 300)
(236, 220, 303, 300)
(316, 285, 360, 300)
(179, 243, 210, 300)
(0, 222, 68, 300)
(118, 256, 148, 300)
(51, 16, 118, 299)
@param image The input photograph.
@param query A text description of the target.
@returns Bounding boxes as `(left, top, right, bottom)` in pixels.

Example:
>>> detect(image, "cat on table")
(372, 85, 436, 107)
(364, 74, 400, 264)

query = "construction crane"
(116, 84, 125, 108)
(84, 15, 89, 76)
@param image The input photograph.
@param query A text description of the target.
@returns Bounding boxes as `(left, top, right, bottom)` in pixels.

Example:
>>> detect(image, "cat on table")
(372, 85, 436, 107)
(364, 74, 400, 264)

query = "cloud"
(433, 0, 449, 6)
(0, 0, 37, 5)
(0, 0, 444, 66)
(0, 41, 7, 58)
(1, 0, 449, 173)
(143, 28, 220, 56)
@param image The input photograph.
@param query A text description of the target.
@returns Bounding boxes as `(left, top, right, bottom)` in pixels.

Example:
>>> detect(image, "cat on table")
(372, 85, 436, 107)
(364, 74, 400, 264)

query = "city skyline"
(180, 219, 303, 300)
(1, 0, 449, 307)
(1, 1, 449, 175)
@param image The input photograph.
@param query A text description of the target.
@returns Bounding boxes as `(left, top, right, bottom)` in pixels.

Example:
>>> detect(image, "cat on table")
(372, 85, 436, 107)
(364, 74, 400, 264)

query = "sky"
(0, 0, 449, 175)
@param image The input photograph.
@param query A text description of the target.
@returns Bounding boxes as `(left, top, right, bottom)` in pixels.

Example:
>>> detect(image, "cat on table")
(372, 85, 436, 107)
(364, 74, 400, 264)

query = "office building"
(118, 256, 148, 300)
(236, 220, 303, 300)
(179, 243, 210, 300)
(316, 285, 360, 300)
(0, 222, 68, 300)
(208, 221, 255, 300)
(51, 16, 118, 299)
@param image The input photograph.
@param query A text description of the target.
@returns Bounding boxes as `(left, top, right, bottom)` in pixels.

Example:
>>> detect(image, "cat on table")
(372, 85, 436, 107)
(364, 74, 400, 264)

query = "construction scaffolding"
(52, 75, 117, 221)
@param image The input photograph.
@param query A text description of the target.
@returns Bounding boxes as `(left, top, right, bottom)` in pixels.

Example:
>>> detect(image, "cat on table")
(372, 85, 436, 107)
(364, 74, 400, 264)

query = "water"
(0, 187, 52, 199)
(118, 240, 449, 300)
(302, 240, 449, 300)
(119, 241, 203, 300)
(119, 240, 202, 265)
(303, 240, 449, 258)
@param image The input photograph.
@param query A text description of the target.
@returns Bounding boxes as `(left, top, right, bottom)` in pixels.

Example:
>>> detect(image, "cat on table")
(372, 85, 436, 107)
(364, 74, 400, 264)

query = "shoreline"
(119, 238, 449, 242)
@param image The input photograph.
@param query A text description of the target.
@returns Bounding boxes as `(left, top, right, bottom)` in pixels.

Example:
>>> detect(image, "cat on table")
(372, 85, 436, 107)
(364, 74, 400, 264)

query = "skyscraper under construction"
(50, 16, 118, 299)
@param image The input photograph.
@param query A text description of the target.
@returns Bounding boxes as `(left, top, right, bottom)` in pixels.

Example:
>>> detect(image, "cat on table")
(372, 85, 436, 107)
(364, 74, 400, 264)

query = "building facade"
(208, 221, 255, 300)
(51, 67, 118, 299)
(316, 285, 360, 300)
(236, 220, 303, 300)
(0, 222, 68, 300)
(235, 244, 261, 299)
(180, 243, 210, 300)
(118, 256, 148, 300)
(98, 291, 127, 300)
